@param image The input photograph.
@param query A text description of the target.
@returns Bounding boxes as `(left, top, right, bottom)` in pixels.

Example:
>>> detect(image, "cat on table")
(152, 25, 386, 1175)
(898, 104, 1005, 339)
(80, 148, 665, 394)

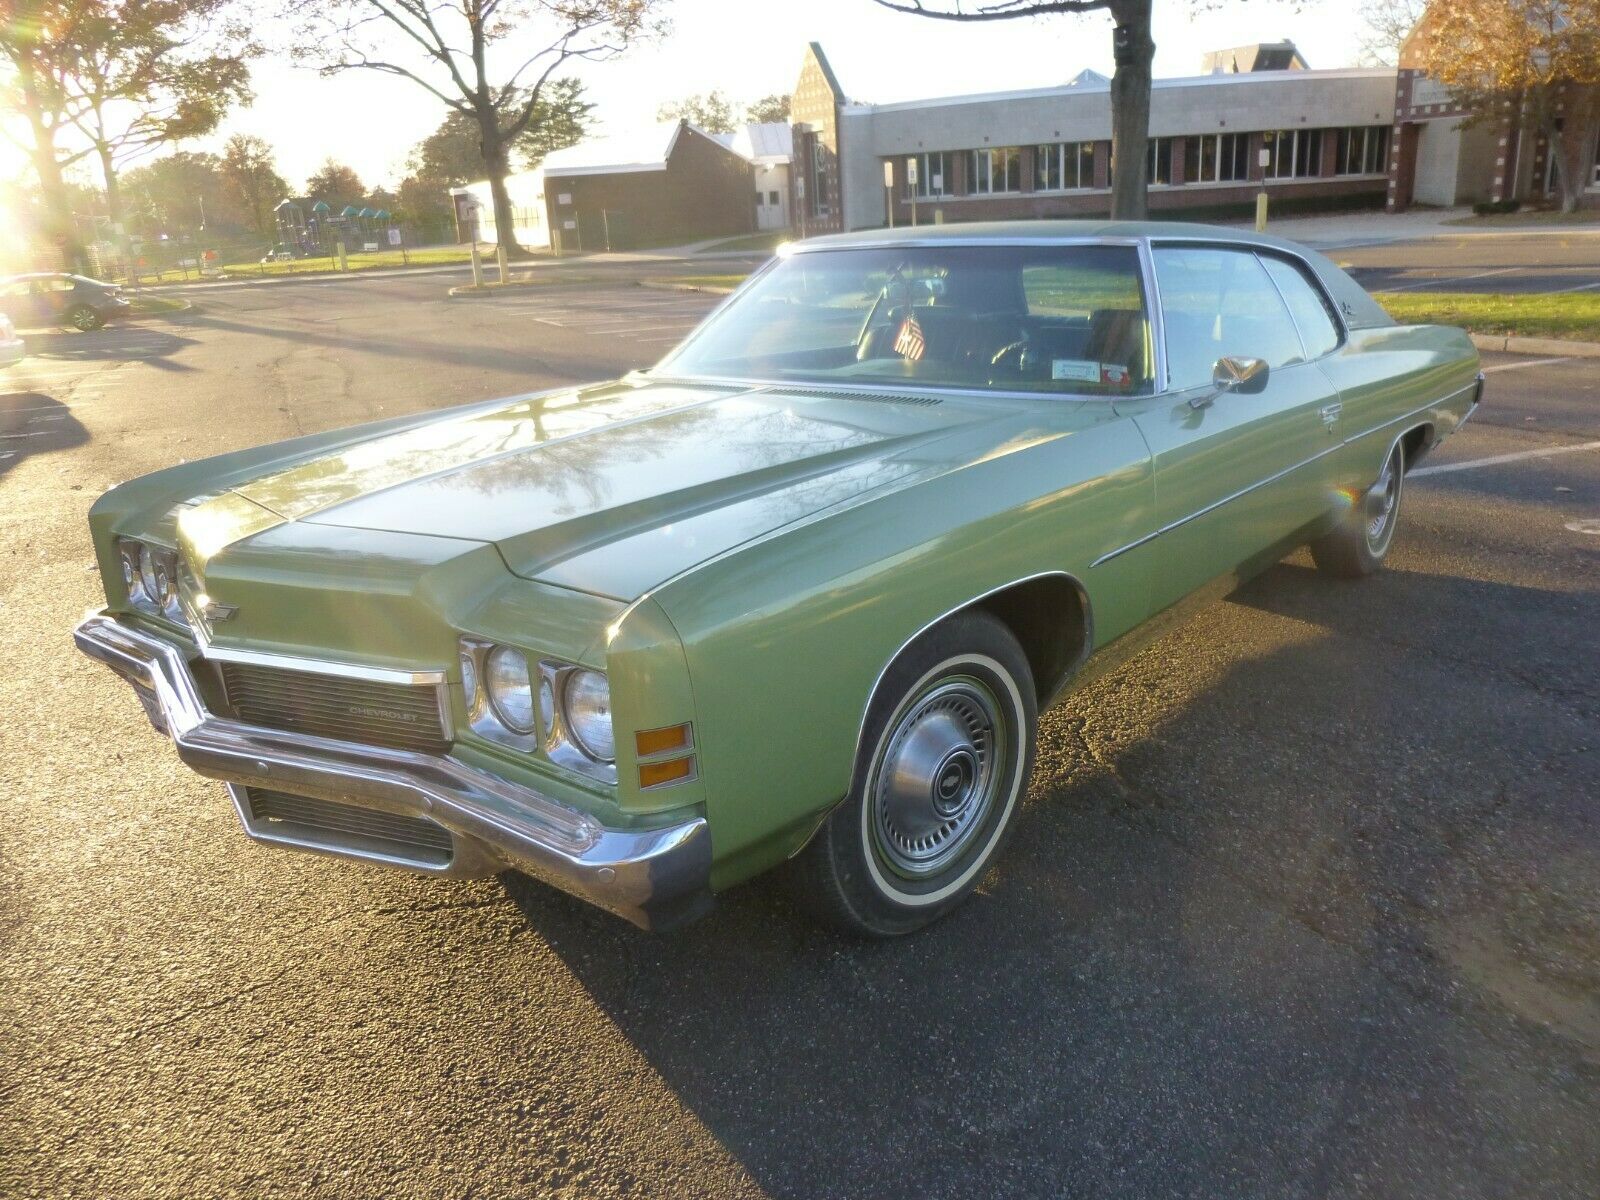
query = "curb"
(128, 298, 195, 318)
(1470, 332, 1600, 358)
(637, 281, 737, 295)
(446, 273, 604, 298)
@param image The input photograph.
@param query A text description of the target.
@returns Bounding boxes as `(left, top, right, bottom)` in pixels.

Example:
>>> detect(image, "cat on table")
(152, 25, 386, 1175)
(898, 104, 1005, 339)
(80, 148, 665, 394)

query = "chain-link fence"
(79, 216, 465, 285)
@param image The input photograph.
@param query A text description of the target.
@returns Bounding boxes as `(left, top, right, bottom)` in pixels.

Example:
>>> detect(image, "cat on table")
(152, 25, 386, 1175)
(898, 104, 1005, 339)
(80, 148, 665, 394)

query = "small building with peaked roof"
(451, 120, 758, 251)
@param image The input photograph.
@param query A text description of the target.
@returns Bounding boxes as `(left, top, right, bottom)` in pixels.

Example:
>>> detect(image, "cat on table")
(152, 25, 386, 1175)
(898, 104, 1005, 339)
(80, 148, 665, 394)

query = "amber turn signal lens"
(635, 724, 692, 757)
(638, 756, 695, 789)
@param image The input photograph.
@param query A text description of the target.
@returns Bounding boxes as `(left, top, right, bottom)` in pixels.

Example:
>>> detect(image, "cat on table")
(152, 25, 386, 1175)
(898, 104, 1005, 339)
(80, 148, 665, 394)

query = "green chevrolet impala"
(76, 222, 1482, 934)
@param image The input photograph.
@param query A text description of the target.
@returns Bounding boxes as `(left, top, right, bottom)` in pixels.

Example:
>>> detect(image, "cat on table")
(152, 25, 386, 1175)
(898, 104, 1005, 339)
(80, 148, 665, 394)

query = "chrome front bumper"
(73, 613, 712, 930)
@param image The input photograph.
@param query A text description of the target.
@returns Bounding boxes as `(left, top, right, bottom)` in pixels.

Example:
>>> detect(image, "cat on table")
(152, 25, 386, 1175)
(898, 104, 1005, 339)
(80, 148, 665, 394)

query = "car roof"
(792, 218, 1313, 256)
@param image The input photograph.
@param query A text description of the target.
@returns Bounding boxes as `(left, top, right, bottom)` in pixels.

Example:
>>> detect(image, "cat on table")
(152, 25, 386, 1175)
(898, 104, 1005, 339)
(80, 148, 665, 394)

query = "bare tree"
(1355, 0, 1428, 66)
(869, 0, 1158, 219)
(288, 0, 667, 254)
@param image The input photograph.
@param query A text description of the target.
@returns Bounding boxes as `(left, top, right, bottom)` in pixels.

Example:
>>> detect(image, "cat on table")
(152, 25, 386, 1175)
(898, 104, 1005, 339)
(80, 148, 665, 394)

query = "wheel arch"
(849, 570, 1092, 778)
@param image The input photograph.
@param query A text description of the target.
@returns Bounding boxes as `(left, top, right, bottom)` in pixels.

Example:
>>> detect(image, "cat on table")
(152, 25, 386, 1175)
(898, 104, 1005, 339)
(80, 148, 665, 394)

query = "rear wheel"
(68, 304, 104, 332)
(1312, 441, 1404, 578)
(790, 611, 1037, 937)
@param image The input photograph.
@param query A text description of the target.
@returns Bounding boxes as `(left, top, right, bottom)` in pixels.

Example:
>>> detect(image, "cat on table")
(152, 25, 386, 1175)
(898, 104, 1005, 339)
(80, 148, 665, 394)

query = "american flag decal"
(893, 313, 926, 361)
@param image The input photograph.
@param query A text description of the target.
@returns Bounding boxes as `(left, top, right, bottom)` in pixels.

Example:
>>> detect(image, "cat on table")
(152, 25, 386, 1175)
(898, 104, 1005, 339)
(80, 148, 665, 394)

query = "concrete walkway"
(1237, 206, 1600, 249)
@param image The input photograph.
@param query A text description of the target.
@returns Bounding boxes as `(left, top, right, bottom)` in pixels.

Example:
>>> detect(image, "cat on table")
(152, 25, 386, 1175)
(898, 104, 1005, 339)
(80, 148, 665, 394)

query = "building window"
(907, 151, 951, 199)
(1035, 142, 1095, 191)
(1147, 137, 1174, 185)
(770, 190, 780, 206)
(969, 146, 1022, 194)
(1265, 128, 1324, 179)
(1181, 133, 1250, 184)
(1334, 125, 1390, 175)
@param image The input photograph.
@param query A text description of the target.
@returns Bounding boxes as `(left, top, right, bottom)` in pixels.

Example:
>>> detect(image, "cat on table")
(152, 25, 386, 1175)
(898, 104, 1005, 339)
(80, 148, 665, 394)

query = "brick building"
(1387, 10, 1600, 212)
(453, 121, 757, 252)
(786, 32, 1600, 233)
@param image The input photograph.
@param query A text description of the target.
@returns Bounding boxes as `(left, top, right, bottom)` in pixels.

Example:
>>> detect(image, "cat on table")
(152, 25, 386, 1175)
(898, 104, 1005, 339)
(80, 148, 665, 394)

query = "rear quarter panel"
(1318, 323, 1480, 486)
(651, 407, 1156, 889)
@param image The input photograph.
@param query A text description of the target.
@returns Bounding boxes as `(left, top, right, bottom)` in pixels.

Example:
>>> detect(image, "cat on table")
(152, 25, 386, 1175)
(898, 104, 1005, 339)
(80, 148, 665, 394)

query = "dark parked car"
(0, 273, 131, 331)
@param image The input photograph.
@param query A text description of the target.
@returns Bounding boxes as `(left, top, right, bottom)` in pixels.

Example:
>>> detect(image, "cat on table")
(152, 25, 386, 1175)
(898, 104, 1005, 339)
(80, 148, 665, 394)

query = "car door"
(1129, 243, 1342, 612)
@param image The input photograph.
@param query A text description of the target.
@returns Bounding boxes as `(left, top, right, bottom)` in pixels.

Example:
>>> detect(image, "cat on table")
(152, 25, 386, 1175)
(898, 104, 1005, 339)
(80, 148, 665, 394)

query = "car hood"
(220, 377, 1075, 600)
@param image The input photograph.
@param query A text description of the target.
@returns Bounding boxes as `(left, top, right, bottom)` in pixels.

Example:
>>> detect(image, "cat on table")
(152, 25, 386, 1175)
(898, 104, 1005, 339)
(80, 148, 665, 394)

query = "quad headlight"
(459, 637, 614, 782)
(484, 645, 536, 734)
(116, 538, 186, 627)
(560, 669, 614, 763)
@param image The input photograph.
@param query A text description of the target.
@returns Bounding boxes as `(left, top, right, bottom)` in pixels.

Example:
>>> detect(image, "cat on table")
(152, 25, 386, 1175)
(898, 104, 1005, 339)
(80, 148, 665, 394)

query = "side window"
(1153, 246, 1306, 391)
(1262, 255, 1341, 359)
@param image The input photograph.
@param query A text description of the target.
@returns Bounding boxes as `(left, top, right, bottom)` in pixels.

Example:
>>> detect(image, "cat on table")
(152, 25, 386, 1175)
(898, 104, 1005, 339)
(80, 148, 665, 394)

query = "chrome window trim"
(1148, 235, 1352, 347)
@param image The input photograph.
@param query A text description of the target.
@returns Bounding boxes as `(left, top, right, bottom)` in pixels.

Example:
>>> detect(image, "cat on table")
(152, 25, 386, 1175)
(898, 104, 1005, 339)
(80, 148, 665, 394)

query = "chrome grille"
(220, 661, 448, 753)
(243, 788, 453, 866)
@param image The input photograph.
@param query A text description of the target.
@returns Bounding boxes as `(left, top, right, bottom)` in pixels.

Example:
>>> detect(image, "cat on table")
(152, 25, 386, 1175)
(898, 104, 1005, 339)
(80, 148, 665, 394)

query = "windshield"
(657, 243, 1154, 397)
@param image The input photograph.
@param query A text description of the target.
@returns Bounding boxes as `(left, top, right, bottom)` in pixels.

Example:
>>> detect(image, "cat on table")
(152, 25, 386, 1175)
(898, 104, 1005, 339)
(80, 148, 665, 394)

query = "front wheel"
(789, 611, 1038, 937)
(68, 304, 104, 332)
(1311, 441, 1404, 578)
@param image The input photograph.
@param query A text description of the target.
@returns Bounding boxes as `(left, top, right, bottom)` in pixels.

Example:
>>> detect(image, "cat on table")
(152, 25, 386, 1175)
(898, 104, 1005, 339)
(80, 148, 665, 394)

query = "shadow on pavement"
(500, 562, 1598, 1199)
(0, 391, 88, 480)
(19, 325, 195, 365)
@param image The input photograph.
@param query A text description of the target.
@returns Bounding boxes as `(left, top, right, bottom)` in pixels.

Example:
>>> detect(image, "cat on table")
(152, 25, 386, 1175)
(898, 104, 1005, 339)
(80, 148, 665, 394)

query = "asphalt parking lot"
(1337, 227, 1600, 293)
(2, 270, 1597, 1199)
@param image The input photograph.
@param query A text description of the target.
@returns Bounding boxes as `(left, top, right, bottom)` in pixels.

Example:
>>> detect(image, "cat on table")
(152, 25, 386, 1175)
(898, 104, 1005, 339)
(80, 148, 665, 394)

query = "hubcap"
(871, 677, 1005, 878)
(1365, 449, 1400, 551)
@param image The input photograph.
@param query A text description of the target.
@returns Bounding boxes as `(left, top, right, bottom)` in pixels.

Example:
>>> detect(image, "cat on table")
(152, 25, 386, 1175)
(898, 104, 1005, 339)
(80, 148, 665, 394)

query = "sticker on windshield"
(1100, 364, 1130, 386)
(1051, 359, 1100, 382)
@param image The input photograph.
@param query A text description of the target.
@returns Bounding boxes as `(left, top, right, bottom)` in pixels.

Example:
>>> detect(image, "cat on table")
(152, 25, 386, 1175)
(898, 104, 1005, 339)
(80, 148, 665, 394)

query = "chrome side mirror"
(1190, 356, 1270, 408)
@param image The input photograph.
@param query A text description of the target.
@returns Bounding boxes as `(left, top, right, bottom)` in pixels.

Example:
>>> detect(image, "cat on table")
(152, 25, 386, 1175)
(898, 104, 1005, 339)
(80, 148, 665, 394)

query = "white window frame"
(1146, 137, 1174, 186)
(1266, 128, 1324, 180)
(907, 151, 951, 200)
(1335, 125, 1390, 176)
(1181, 133, 1249, 184)
(1033, 142, 1095, 191)
(968, 146, 1021, 195)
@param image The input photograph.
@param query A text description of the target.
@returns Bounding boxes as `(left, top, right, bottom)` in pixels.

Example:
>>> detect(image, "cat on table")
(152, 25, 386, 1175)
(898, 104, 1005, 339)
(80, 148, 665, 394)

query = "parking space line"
(1381, 266, 1521, 293)
(1554, 280, 1600, 293)
(1411, 440, 1600, 477)
(1482, 356, 1572, 374)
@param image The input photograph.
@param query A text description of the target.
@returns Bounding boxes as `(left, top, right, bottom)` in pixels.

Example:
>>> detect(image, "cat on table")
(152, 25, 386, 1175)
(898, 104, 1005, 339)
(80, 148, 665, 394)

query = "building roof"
(729, 122, 793, 164)
(540, 120, 733, 178)
(1201, 40, 1308, 72)
(845, 64, 1392, 115)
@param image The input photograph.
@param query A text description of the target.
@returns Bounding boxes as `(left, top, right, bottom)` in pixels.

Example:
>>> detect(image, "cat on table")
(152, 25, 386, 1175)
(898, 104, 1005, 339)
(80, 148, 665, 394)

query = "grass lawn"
(693, 231, 791, 255)
(218, 244, 484, 278)
(1375, 291, 1600, 341)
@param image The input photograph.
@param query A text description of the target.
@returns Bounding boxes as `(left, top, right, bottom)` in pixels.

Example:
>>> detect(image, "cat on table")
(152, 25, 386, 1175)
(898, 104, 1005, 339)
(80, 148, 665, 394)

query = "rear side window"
(1153, 246, 1306, 391)
(1262, 255, 1341, 359)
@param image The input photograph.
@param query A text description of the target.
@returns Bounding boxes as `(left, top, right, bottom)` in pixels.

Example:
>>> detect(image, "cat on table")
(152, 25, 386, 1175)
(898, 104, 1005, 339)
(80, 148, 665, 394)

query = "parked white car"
(0, 312, 24, 367)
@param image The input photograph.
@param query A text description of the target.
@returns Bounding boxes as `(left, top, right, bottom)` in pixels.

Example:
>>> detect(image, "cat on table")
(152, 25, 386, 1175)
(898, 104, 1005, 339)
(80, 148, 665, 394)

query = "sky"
(11, 0, 1374, 195)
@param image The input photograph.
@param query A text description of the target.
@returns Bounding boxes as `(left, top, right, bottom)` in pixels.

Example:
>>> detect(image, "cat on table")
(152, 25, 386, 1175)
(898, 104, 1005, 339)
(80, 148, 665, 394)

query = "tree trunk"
(1108, 0, 1154, 220)
(1552, 87, 1600, 216)
(98, 143, 123, 231)
(18, 63, 87, 271)
(479, 128, 524, 256)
